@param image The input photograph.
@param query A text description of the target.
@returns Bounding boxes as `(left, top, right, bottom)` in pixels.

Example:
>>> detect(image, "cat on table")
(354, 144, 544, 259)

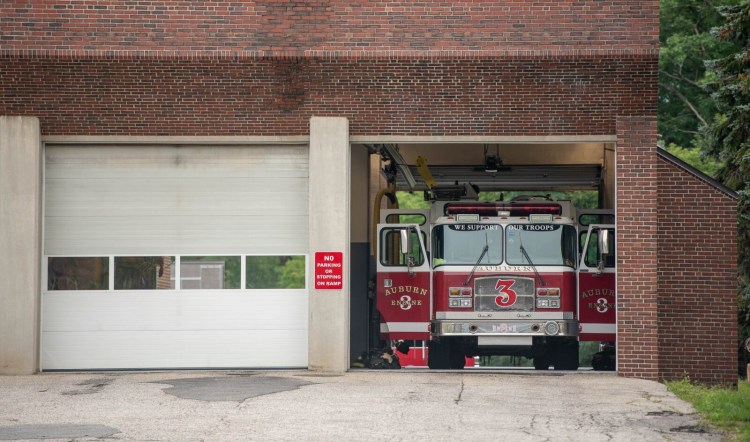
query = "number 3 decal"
(494, 279, 517, 307)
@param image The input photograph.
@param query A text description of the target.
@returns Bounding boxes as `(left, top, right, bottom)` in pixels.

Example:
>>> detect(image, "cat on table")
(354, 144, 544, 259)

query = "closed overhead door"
(42, 144, 309, 370)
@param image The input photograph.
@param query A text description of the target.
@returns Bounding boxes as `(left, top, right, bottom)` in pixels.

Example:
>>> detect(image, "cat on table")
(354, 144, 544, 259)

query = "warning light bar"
(445, 202, 562, 217)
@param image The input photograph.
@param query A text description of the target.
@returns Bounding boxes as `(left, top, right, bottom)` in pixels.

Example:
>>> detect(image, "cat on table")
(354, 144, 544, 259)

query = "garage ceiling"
(395, 164, 602, 191)
(374, 143, 609, 192)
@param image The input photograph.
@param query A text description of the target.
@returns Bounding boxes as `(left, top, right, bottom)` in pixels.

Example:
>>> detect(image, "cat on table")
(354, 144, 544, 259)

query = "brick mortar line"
(0, 48, 660, 60)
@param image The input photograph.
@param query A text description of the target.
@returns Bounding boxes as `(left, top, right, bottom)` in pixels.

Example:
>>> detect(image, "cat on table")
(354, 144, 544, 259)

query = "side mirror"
(596, 229, 611, 273)
(599, 229, 610, 255)
(400, 228, 416, 275)
(400, 228, 410, 255)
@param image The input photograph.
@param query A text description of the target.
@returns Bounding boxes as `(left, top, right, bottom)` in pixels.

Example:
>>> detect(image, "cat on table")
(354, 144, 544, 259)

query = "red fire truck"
(376, 187, 615, 369)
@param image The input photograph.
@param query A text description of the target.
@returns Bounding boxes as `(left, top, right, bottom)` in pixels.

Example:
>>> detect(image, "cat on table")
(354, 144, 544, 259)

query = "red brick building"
(0, 1, 738, 384)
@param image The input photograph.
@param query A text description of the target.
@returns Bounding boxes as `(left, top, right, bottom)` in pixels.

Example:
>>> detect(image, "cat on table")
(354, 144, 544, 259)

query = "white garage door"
(42, 144, 309, 370)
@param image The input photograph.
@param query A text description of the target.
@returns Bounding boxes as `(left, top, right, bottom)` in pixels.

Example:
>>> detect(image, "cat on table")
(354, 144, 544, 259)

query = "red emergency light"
(445, 202, 562, 217)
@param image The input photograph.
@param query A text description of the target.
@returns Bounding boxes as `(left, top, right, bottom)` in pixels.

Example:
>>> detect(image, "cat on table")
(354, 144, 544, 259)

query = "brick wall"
(7, 1, 722, 383)
(657, 158, 738, 385)
(0, 1, 659, 137)
(0, 56, 656, 136)
(616, 117, 660, 380)
(1, 1, 658, 56)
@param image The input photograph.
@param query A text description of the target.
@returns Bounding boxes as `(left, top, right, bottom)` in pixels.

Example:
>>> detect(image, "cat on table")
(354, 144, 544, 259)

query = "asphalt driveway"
(0, 370, 723, 441)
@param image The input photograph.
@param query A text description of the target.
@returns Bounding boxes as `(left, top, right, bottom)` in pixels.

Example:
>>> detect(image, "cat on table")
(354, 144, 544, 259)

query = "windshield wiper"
(519, 244, 546, 286)
(463, 244, 489, 286)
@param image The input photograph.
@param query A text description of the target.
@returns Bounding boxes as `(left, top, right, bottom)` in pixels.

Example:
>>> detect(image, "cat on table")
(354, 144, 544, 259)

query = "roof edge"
(657, 147, 738, 199)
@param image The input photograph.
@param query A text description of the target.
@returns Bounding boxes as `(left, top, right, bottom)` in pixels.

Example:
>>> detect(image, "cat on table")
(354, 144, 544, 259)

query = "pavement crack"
(454, 379, 465, 405)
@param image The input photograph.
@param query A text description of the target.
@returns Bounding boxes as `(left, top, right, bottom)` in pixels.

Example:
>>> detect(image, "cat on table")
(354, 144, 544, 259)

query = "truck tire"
(533, 355, 550, 370)
(532, 338, 550, 370)
(448, 340, 466, 369)
(552, 337, 579, 371)
(427, 340, 450, 369)
(591, 343, 616, 371)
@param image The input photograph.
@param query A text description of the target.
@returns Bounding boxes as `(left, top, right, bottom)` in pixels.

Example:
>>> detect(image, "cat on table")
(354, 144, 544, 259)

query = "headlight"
(544, 321, 560, 335)
(450, 299, 472, 308)
(537, 287, 560, 297)
(536, 288, 560, 308)
(449, 287, 472, 297)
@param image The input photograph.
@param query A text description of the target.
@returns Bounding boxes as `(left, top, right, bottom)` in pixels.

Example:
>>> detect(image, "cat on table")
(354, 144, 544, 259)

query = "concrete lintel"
(308, 117, 351, 372)
(350, 135, 617, 144)
(43, 135, 310, 145)
(0, 116, 42, 375)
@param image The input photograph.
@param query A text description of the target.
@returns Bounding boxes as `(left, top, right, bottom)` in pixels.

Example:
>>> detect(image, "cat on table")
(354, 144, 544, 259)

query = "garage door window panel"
(246, 255, 306, 289)
(180, 256, 241, 289)
(114, 256, 175, 290)
(47, 257, 109, 290)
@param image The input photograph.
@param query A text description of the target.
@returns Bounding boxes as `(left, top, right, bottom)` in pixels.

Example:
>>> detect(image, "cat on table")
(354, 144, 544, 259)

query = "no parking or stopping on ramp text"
(314, 252, 343, 290)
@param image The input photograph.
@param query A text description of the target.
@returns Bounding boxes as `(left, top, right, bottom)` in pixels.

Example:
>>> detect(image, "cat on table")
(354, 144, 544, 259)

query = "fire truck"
(375, 184, 616, 370)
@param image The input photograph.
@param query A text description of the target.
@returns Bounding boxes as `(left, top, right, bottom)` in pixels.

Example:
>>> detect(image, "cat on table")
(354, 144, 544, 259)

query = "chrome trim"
(580, 323, 616, 334)
(478, 336, 532, 346)
(436, 311, 574, 320)
(380, 322, 430, 333)
(432, 319, 578, 337)
(474, 275, 535, 312)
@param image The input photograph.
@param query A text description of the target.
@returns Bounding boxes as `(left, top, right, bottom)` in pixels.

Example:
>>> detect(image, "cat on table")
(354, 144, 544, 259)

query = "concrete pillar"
(308, 117, 350, 371)
(0, 116, 42, 374)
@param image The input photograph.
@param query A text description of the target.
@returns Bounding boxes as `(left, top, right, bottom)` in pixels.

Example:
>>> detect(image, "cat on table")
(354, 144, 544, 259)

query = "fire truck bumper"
(431, 318, 579, 338)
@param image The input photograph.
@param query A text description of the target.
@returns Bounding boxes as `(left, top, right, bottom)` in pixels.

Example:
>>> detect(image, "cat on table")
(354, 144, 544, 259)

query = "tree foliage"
(703, 0, 750, 345)
(705, 1, 750, 189)
(664, 143, 724, 177)
(395, 190, 599, 210)
(659, 0, 741, 149)
(278, 256, 306, 289)
(246, 256, 305, 289)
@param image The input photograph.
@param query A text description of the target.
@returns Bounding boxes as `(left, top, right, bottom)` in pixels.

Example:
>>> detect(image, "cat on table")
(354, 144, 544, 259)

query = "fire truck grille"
(474, 276, 535, 312)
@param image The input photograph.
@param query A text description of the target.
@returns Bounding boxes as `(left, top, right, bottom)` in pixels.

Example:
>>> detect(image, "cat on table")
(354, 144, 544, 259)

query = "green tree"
(395, 191, 431, 209)
(478, 191, 599, 210)
(396, 190, 600, 210)
(703, 0, 750, 355)
(659, 0, 741, 149)
(664, 143, 723, 177)
(246, 255, 305, 289)
(705, 1, 750, 189)
(278, 256, 306, 288)
(246, 256, 280, 289)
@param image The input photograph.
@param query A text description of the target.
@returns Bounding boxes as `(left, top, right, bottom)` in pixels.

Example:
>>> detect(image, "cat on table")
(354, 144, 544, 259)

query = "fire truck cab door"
(379, 209, 431, 253)
(376, 223, 431, 341)
(577, 224, 616, 342)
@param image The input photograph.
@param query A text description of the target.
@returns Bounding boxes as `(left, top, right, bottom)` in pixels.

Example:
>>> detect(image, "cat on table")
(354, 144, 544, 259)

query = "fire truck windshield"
(506, 224, 577, 267)
(431, 224, 503, 266)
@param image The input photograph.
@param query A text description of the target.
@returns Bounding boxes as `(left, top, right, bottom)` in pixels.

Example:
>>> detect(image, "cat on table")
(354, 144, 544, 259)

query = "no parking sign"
(314, 252, 343, 290)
